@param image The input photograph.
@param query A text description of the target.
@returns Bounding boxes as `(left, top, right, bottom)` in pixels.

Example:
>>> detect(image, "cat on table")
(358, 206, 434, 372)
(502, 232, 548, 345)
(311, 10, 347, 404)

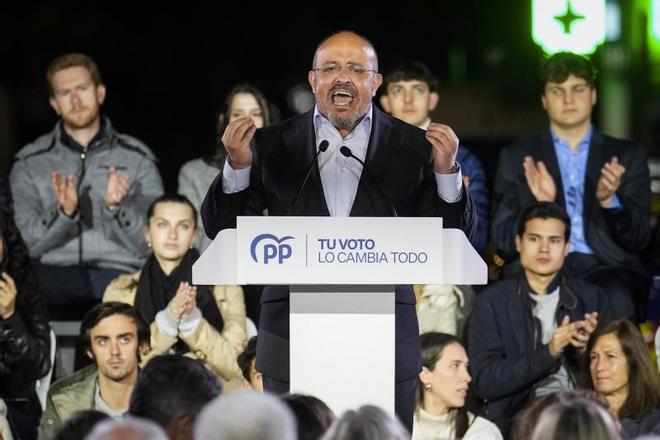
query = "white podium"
(193, 216, 485, 416)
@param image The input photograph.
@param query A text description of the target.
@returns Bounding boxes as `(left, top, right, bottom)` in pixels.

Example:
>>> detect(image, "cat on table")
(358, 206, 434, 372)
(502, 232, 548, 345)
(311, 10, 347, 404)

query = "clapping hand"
(523, 156, 557, 202)
(51, 171, 78, 216)
(105, 166, 130, 208)
(0, 272, 17, 319)
(596, 157, 625, 208)
(168, 282, 197, 320)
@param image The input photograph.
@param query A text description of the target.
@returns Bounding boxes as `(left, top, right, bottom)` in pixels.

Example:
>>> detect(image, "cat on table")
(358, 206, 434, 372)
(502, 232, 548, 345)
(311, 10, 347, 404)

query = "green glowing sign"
(532, 0, 606, 54)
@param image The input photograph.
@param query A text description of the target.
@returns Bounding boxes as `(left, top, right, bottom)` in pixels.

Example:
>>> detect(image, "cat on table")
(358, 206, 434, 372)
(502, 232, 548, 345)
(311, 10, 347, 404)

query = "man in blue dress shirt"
(491, 52, 651, 321)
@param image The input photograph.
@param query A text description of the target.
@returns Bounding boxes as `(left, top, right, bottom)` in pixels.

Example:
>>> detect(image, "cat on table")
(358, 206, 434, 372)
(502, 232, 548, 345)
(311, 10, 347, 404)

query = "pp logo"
(250, 234, 294, 264)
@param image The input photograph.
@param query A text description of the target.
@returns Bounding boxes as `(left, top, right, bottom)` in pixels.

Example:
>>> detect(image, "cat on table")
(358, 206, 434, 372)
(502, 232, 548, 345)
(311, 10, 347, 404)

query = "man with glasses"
(9, 53, 163, 311)
(202, 30, 475, 431)
(491, 52, 651, 321)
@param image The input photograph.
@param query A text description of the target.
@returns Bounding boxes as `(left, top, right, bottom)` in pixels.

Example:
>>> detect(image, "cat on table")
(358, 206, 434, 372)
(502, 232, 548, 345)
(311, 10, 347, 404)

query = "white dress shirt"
(222, 104, 462, 214)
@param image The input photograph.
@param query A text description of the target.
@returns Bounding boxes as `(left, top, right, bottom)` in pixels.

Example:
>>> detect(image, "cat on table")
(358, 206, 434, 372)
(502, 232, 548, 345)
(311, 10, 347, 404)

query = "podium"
(193, 216, 486, 416)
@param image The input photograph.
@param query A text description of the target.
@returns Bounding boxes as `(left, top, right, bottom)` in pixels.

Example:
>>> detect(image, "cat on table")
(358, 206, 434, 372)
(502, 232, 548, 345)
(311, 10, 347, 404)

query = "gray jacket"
(10, 118, 163, 272)
(177, 157, 220, 252)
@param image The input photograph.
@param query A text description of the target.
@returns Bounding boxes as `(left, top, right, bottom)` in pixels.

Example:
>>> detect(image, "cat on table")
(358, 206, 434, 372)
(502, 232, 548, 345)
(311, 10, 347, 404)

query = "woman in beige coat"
(103, 194, 246, 383)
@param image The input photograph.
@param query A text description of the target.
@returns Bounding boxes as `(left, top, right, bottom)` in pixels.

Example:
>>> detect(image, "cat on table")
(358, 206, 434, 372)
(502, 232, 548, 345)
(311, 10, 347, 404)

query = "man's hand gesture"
(51, 171, 78, 216)
(222, 117, 257, 169)
(426, 123, 459, 174)
(105, 166, 130, 208)
(523, 156, 556, 202)
(596, 157, 625, 208)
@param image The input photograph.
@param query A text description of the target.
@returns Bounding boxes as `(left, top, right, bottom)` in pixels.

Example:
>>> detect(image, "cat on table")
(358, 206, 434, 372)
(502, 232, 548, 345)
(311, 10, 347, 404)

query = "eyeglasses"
(312, 63, 377, 78)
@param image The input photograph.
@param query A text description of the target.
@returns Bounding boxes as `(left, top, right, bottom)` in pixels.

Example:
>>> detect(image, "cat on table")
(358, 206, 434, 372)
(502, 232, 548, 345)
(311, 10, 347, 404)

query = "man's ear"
(380, 95, 391, 113)
(371, 72, 383, 97)
(307, 70, 316, 94)
(96, 83, 107, 106)
(541, 94, 547, 111)
(428, 91, 439, 112)
(86, 349, 95, 361)
(49, 96, 61, 116)
(591, 88, 597, 106)
(515, 234, 522, 253)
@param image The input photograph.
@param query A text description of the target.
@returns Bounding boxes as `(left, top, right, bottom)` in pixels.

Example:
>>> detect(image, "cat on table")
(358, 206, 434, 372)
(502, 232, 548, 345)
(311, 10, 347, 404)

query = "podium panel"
(193, 217, 487, 417)
(290, 285, 395, 415)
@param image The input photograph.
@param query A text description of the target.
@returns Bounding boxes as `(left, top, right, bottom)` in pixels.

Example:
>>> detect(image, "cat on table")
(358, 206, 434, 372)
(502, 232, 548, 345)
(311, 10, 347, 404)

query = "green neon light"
(653, 0, 660, 39)
(532, 0, 606, 54)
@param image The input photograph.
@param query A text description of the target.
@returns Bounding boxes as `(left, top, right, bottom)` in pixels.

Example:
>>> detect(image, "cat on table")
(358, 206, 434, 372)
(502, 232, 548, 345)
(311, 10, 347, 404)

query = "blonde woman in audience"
(586, 319, 660, 439)
(178, 84, 273, 252)
(103, 194, 246, 383)
(414, 333, 502, 439)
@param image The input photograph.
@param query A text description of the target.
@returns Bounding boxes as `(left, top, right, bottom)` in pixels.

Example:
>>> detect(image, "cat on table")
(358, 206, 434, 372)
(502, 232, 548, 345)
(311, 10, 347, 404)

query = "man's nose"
(564, 91, 574, 104)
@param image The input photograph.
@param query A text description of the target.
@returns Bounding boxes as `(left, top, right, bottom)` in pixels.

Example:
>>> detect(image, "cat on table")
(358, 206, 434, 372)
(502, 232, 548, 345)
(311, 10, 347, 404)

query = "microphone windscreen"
(339, 146, 351, 157)
(319, 140, 329, 152)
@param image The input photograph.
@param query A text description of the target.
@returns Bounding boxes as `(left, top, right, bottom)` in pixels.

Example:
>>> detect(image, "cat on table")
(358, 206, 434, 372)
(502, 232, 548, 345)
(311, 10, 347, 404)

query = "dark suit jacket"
(491, 129, 650, 274)
(202, 106, 476, 382)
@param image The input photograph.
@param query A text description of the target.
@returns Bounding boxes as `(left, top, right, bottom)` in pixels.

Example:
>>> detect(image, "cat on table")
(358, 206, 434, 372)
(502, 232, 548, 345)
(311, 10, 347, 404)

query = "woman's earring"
(147, 242, 152, 248)
(424, 383, 431, 391)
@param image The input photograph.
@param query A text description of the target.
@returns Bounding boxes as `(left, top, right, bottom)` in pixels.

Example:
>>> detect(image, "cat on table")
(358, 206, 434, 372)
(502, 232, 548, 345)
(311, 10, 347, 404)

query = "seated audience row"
(103, 194, 246, 384)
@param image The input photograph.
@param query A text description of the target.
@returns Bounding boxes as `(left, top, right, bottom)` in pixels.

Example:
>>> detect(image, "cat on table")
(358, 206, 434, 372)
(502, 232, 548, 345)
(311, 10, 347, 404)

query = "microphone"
(287, 140, 330, 215)
(339, 146, 398, 217)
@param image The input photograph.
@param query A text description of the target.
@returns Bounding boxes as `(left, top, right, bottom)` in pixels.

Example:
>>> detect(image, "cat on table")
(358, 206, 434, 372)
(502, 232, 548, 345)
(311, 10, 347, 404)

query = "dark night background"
(0, 2, 654, 194)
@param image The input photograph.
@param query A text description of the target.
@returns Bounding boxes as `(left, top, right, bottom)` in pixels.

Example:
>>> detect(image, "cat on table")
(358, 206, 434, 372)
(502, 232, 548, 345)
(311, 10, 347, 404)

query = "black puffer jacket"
(0, 214, 50, 416)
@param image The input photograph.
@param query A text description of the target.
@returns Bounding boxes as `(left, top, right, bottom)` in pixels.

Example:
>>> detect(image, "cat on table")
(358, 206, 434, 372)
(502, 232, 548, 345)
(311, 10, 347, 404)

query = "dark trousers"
(33, 261, 126, 319)
(262, 374, 417, 433)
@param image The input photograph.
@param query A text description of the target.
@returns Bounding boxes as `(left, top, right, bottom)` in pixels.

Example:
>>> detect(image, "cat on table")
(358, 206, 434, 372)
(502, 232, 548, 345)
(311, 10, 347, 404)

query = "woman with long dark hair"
(585, 319, 660, 439)
(178, 84, 274, 252)
(103, 194, 246, 384)
(414, 333, 501, 439)
(0, 213, 50, 440)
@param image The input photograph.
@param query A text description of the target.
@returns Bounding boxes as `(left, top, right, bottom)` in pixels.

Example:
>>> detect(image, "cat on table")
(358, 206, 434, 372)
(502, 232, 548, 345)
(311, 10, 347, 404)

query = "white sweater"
(412, 407, 502, 440)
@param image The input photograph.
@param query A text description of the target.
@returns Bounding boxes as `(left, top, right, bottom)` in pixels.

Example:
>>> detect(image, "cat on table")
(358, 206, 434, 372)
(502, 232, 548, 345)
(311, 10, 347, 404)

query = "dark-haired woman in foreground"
(414, 332, 501, 439)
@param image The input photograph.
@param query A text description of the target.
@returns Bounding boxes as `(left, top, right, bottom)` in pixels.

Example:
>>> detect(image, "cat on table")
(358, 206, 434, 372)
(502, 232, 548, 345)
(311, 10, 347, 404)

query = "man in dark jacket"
(491, 52, 650, 321)
(469, 202, 610, 437)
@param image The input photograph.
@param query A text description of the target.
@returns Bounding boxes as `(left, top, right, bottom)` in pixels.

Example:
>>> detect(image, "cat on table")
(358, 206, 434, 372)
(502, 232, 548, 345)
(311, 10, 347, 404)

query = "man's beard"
(61, 105, 100, 130)
(317, 82, 371, 132)
(326, 109, 368, 132)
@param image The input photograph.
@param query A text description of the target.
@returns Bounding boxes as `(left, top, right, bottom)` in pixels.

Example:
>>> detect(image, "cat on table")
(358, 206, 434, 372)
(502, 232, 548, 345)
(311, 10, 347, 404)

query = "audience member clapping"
(0, 214, 50, 440)
(129, 355, 221, 440)
(103, 194, 246, 384)
(281, 394, 335, 440)
(585, 320, 660, 439)
(194, 390, 296, 440)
